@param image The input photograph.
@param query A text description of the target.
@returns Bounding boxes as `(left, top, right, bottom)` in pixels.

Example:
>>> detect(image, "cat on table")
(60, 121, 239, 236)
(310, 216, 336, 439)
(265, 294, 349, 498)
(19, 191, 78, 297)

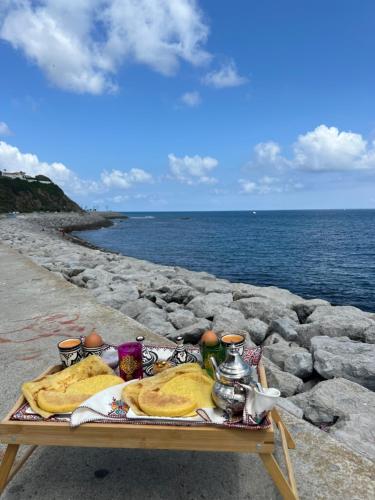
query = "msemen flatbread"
(162, 372, 214, 410)
(122, 363, 215, 418)
(22, 355, 114, 418)
(138, 388, 196, 417)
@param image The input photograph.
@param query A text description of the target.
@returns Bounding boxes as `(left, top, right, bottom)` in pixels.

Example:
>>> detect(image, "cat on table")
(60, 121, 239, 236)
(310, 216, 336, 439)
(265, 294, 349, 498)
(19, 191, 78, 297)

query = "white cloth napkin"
(70, 380, 226, 428)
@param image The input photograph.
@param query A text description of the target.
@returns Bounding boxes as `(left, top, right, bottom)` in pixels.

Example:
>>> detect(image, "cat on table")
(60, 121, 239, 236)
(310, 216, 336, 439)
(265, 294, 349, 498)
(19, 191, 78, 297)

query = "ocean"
(74, 210, 375, 312)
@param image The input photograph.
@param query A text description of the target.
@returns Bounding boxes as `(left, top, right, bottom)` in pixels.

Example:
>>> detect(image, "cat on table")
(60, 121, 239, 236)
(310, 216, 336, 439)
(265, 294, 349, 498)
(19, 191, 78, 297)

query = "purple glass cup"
(118, 342, 143, 381)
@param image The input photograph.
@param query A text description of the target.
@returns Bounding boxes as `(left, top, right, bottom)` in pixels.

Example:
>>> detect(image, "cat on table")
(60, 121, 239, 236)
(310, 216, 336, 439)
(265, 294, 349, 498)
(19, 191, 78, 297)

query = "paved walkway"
(0, 243, 374, 499)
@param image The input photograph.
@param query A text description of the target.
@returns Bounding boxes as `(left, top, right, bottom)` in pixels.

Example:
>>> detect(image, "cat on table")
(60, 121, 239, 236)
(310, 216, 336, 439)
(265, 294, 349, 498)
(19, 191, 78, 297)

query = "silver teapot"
(210, 344, 254, 417)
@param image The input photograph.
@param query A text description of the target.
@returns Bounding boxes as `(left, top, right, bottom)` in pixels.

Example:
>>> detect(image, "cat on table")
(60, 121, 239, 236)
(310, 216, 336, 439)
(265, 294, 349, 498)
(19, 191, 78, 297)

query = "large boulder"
(230, 296, 299, 324)
(81, 267, 113, 285)
(168, 309, 197, 330)
(187, 293, 233, 318)
(247, 318, 269, 344)
(120, 298, 157, 319)
(232, 284, 303, 306)
(311, 336, 375, 390)
(185, 277, 233, 294)
(212, 307, 248, 333)
(306, 304, 373, 324)
(168, 318, 211, 343)
(262, 333, 286, 347)
(363, 326, 375, 344)
(292, 298, 330, 323)
(160, 285, 199, 305)
(295, 305, 375, 348)
(263, 357, 304, 397)
(267, 318, 298, 341)
(136, 308, 176, 336)
(108, 282, 139, 301)
(263, 343, 313, 379)
(328, 414, 375, 462)
(289, 378, 375, 425)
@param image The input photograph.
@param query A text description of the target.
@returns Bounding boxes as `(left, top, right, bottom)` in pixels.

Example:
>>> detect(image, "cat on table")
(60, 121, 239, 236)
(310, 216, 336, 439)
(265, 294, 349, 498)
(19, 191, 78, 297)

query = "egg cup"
(82, 344, 105, 358)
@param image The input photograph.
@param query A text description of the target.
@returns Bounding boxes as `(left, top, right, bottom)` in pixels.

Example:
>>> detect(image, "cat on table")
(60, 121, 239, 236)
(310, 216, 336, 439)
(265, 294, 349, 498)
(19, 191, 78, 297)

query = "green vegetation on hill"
(0, 176, 82, 213)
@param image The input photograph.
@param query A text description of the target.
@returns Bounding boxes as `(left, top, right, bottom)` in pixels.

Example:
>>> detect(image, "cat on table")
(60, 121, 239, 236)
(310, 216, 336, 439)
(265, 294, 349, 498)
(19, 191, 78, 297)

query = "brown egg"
(201, 330, 218, 346)
(84, 331, 103, 348)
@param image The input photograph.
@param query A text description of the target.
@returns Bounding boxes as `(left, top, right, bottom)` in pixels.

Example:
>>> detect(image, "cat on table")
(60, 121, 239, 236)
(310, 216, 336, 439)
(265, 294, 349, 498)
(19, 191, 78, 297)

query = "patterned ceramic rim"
(57, 338, 82, 351)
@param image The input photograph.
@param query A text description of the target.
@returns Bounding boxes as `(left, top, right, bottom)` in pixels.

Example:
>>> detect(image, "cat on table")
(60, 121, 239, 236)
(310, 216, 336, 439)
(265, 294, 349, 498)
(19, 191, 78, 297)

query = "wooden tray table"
(0, 363, 299, 499)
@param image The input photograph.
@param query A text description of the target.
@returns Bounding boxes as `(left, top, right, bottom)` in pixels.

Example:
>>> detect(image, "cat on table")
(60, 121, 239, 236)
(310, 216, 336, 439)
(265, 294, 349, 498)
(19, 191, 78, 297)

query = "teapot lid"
(218, 344, 252, 380)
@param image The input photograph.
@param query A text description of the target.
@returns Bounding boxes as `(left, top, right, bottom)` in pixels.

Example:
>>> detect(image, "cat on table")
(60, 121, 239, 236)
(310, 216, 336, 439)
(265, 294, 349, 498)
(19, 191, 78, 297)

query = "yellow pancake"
(138, 387, 196, 417)
(66, 374, 123, 395)
(22, 356, 114, 418)
(162, 372, 215, 409)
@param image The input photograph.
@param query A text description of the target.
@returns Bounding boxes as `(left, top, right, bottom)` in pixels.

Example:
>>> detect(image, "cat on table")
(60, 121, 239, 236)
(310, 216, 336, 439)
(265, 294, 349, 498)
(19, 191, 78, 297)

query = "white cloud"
(112, 194, 129, 203)
(247, 141, 291, 170)
(247, 125, 375, 173)
(168, 153, 218, 184)
(239, 176, 302, 195)
(101, 168, 152, 188)
(181, 91, 201, 107)
(203, 60, 247, 88)
(0, 140, 100, 195)
(0, 0, 210, 94)
(293, 125, 375, 171)
(0, 121, 12, 135)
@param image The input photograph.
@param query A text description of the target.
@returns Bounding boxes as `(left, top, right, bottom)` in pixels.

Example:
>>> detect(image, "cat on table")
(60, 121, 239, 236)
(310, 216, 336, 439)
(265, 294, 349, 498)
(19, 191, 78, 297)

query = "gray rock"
(232, 284, 303, 306)
(293, 298, 330, 323)
(212, 307, 248, 333)
(363, 326, 375, 344)
(165, 302, 180, 313)
(289, 377, 375, 425)
(307, 304, 373, 324)
(69, 275, 85, 287)
(263, 343, 313, 379)
(262, 333, 286, 347)
(120, 298, 157, 319)
(168, 318, 211, 343)
(311, 336, 375, 390)
(168, 309, 197, 329)
(295, 305, 375, 348)
(263, 357, 304, 397)
(328, 414, 375, 461)
(81, 267, 112, 284)
(267, 318, 298, 341)
(136, 308, 176, 336)
(155, 296, 168, 309)
(96, 289, 129, 309)
(109, 282, 139, 301)
(276, 398, 304, 419)
(64, 266, 86, 278)
(185, 277, 233, 294)
(247, 318, 268, 344)
(231, 297, 298, 324)
(161, 285, 200, 304)
(187, 293, 233, 318)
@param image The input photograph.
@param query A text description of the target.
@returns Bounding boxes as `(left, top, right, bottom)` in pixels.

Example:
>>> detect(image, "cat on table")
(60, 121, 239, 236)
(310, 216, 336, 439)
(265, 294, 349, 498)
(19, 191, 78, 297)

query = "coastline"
(0, 211, 374, 462)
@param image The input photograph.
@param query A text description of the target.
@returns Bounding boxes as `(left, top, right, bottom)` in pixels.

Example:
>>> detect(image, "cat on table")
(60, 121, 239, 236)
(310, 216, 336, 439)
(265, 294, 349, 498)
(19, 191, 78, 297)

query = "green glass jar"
(201, 342, 225, 379)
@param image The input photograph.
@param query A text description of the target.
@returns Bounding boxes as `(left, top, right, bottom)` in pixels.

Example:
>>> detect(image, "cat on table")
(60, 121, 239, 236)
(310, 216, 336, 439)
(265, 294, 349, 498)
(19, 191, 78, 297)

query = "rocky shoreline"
(0, 211, 374, 462)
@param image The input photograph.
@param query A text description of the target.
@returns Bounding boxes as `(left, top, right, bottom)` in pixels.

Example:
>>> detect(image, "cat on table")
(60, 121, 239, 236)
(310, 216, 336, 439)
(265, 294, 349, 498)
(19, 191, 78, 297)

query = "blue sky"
(0, 0, 374, 210)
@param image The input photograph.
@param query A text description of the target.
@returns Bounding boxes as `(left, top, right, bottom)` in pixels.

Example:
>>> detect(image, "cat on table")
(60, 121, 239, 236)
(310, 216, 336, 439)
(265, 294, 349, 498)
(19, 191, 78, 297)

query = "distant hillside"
(0, 176, 82, 213)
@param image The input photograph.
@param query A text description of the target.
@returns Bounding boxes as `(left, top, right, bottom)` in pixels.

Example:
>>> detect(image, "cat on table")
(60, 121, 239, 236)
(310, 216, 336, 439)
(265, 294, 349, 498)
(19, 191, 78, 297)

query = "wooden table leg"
(0, 444, 19, 494)
(271, 409, 295, 449)
(260, 453, 299, 500)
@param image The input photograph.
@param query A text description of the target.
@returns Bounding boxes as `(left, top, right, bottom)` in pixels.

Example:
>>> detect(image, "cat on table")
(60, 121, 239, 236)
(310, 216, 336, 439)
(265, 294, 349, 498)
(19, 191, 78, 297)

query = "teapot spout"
(209, 356, 220, 382)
